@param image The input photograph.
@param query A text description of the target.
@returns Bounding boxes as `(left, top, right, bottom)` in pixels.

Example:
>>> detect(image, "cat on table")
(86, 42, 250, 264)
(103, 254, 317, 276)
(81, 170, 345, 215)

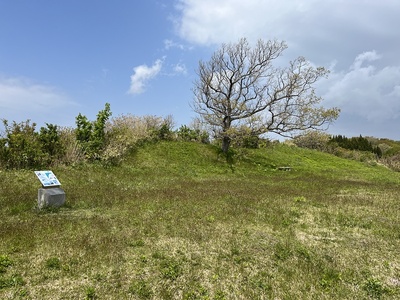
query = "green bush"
(75, 103, 112, 160)
(39, 123, 65, 165)
(227, 126, 261, 149)
(0, 119, 46, 169)
(176, 125, 209, 143)
(149, 115, 175, 141)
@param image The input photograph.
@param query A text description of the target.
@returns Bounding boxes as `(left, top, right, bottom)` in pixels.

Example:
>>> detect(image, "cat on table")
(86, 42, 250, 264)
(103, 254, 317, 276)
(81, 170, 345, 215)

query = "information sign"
(34, 170, 62, 187)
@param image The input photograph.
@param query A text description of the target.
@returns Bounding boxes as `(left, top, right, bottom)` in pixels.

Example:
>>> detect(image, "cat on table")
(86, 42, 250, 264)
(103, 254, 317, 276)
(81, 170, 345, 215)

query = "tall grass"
(1, 142, 399, 299)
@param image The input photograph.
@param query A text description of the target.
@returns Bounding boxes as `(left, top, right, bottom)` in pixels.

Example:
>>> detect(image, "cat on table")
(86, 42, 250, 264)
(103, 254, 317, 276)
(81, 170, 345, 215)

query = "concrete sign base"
(38, 188, 66, 209)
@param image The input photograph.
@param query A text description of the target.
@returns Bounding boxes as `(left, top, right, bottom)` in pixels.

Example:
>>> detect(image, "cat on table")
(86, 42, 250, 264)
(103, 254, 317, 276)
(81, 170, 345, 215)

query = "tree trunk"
(221, 135, 231, 154)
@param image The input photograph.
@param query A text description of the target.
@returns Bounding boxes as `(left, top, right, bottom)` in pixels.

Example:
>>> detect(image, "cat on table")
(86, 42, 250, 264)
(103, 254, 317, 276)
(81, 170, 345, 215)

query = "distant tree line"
(329, 135, 382, 157)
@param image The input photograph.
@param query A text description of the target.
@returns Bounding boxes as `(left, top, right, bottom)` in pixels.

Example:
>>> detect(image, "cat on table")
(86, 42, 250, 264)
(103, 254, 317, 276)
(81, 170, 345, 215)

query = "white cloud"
(164, 39, 189, 50)
(0, 77, 74, 113)
(175, 0, 400, 47)
(351, 51, 381, 70)
(128, 59, 164, 94)
(0, 76, 78, 127)
(173, 62, 187, 75)
(320, 52, 400, 122)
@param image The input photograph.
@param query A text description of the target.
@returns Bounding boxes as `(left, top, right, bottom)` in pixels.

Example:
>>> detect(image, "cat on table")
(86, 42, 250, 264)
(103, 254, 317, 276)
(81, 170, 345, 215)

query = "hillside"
(1, 141, 399, 299)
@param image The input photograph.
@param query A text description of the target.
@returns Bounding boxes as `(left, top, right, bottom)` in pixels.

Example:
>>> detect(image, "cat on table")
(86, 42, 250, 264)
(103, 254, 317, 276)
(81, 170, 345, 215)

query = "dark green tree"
(39, 123, 64, 161)
(75, 103, 112, 160)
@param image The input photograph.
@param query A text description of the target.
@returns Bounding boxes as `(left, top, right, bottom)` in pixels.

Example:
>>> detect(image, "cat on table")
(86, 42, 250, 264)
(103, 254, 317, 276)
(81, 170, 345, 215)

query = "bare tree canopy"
(192, 38, 340, 153)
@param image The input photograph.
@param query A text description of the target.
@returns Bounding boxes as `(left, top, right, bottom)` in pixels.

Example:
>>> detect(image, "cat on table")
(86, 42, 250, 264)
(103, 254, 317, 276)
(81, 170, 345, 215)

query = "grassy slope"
(1, 141, 399, 299)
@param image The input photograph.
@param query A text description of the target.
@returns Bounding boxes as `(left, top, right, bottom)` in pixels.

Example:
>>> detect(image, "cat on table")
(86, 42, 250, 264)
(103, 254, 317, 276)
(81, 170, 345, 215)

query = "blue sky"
(1, 0, 399, 140)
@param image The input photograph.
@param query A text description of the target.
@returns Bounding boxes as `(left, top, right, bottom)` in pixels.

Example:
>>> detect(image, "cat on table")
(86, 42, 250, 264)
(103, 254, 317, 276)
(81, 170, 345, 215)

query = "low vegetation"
(1, 104, 399, 298)
(1, 139, 400, 299)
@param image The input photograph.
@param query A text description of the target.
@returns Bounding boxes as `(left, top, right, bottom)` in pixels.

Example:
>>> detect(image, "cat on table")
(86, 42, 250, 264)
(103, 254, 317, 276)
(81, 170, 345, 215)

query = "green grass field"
(1, 141, 399, 299)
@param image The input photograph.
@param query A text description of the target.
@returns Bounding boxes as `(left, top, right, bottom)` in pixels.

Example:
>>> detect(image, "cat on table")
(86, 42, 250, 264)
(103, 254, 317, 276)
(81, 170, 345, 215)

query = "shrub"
(380, 154, 400, 172)
(57, 127, 85, 165)
(293, 130, 331, 151)
(0, 119, 47, 169)
(149, 115, 175, 141)
(75, 103, 112, 160)
(176, 125, 209, 143)
(39, 123, 65, 165)
(102, 114, 175, 165)
(226, 126, 261, 149)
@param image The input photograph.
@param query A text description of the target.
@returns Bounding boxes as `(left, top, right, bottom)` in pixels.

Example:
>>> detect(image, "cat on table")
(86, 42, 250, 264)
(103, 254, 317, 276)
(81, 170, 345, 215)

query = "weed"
(128, 279, 152, 299)
(0, 255, 13, 273)
(0, 274, 24, 289)
(160, 258, 182, 280)
(183, 283, 208, 299)
(363, 277, 390, 299)
(129, 239, 145, 247)
(45, 257, 61, 270)
(214, 290, 226, 300)
(17, 288, 28, 297)
(319, 268, 342, 289)
(274, 242, 292, 261)
(84, 286, 97, 300)
(251, 271, 273, 293)
(294, 196, 307, 203)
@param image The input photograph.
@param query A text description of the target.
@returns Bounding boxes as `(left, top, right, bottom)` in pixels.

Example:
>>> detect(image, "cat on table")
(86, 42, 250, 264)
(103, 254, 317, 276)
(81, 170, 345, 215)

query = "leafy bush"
(0, 119, 46, 169)
(176, 125, 209, 143)
(149, 115, 175, 141)
(226, 126, 261, 149)
(39, 123, 65, 165)
(75, 103, 112, 160)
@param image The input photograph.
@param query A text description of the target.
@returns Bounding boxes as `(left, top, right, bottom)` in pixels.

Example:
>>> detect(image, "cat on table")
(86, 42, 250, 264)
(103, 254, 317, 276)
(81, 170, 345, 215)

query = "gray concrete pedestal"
(38, 187, 66, 209)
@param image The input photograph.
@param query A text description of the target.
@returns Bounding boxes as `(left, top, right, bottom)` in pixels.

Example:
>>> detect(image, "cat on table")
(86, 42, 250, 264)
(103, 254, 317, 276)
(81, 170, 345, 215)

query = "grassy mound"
(1, 141, 399, 299)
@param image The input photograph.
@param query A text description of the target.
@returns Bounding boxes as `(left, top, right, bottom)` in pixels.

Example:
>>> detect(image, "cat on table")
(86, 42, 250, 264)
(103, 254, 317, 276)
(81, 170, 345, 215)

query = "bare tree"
(192, 38, 340, 153)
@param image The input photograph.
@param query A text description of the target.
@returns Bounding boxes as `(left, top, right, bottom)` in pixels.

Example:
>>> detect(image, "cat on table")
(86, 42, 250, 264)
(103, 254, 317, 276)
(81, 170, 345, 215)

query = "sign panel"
(34, 171, 61, 187)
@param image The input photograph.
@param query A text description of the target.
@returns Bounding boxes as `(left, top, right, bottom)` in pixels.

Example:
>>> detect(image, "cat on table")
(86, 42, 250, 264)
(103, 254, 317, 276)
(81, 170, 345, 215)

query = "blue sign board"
(34, 171, 61, 187)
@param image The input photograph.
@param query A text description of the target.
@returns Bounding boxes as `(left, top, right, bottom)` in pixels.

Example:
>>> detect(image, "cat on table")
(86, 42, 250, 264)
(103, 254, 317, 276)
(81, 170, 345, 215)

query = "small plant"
(363, 277, 390, 299)
(129, 239, 145, 247)
(0, 255, 13, 273)
(214, 290, 226, 300)
(274, 242, 292, 261)
(183, 283, 208, 299)
(128, 279, 152, 299)
(18, 288, 29, 297)
(85, 286, 97, 300)
(45, 257, 61, 270)
(294, 196, 307, 203)
(319, 268, 342, 289)
(0, 274, 25, 289)
(160, 258, 182, 280)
